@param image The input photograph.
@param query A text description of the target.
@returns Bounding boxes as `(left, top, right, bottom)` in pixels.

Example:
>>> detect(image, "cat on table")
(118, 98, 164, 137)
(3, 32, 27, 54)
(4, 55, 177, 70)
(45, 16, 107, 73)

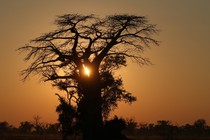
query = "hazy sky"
(0, 0, 210, 126)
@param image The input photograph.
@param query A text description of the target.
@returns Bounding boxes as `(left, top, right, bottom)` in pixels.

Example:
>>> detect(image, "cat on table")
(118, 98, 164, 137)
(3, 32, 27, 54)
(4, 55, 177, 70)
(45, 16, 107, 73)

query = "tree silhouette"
(19, 121, 34, 134)
(193, 119, 207, 137)
(32, 115, 45, 134)
(0, 121, 12, 134)
(155, 120, 175, 140)
(56, 93, 78, 139)
(104, 116, 127, 140)
(18, 14, 159, 140)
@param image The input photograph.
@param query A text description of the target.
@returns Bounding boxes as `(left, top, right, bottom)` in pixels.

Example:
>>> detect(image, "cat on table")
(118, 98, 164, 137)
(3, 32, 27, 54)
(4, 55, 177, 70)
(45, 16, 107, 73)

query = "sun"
(82, 64, 90, 77)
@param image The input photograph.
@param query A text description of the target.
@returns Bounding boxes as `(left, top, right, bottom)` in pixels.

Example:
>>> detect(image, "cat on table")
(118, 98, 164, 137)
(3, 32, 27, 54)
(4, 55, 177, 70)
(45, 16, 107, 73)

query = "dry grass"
(0, 134, 61, 140)
(127, 135, 210, 140)
(1, 135, 210, 140)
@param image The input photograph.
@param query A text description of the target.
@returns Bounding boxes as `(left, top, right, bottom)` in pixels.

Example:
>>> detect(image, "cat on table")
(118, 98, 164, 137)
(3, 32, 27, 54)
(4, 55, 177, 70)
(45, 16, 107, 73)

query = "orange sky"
(0, 0, 210, 126)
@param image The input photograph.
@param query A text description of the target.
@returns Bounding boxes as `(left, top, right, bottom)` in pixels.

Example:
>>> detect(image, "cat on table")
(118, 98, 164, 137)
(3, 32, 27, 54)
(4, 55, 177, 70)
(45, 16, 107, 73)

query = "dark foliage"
(56, 94, 79, 139)
(19, 121, 34, 133)
(104, 116, 128, 140)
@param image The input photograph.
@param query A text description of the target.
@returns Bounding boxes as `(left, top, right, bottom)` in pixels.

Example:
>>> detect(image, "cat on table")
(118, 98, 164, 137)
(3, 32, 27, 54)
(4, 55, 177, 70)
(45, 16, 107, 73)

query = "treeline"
(0, 116, 61, 140)
(1, 117, 210, 139)
(123, 118, 210, 139)
(0, 116, 60, 135)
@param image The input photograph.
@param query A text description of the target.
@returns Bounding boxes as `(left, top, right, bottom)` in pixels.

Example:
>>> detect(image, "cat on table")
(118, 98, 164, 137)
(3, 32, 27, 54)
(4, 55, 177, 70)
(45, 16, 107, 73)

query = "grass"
(128, 136, 210, 140)
(0, 134, 61, 140)
(1, 134, 210, 140)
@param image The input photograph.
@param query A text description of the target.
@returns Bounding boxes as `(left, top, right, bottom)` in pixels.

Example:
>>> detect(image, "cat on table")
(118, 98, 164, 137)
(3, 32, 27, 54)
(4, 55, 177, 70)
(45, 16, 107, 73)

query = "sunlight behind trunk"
(83, 64, 90, 77)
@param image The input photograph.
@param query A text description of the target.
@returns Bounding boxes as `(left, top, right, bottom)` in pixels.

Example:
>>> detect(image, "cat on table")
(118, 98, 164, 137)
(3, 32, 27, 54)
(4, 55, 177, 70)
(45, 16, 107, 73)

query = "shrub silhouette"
(104, 116, 128, 140)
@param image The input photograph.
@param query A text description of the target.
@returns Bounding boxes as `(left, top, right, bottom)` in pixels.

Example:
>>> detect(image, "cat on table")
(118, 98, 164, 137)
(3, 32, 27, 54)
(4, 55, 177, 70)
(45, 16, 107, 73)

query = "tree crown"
(18, 14, 159, 117)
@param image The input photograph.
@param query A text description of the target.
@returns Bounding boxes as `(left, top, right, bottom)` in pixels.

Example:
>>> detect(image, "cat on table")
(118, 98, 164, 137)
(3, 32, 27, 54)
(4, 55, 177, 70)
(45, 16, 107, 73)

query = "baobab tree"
(18, 14, 159, 140)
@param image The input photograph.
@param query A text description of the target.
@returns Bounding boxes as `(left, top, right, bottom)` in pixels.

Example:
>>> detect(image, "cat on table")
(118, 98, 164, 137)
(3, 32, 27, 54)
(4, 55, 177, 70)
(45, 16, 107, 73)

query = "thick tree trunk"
(78, 71, 103, 140)
(82, 91, 103, 140)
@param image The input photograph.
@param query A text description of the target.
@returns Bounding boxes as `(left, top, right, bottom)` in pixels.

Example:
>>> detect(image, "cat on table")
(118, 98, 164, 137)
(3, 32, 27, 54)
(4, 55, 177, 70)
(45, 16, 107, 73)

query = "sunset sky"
(0, 0, 210, 127)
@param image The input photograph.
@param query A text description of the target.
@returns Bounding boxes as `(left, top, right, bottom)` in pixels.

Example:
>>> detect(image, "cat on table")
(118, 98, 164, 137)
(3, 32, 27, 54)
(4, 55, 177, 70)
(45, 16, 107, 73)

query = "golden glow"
(82, 64, 90, 77)
(1, 0, 210, 127)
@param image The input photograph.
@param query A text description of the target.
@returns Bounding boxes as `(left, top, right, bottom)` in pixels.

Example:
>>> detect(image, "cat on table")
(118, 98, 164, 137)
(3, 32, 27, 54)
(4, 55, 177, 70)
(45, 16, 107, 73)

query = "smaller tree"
(193, 119, 207, 137)
(19, 121, 34, 134)
(0, 121, 12, 134)
(104, 116, 127, 140)
(45, 123, 60, 134)
(56, 94, 79, 139)
(155, 120, 174, 140)
(32, 115, 45, 134)
(124, 118, 138, 136)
